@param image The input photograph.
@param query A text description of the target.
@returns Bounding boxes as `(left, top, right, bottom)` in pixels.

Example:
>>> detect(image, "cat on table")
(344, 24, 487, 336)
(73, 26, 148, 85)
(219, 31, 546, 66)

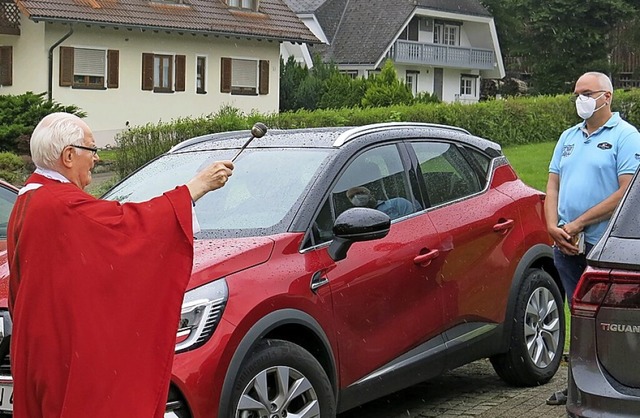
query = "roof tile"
(17, 0, 319, 42)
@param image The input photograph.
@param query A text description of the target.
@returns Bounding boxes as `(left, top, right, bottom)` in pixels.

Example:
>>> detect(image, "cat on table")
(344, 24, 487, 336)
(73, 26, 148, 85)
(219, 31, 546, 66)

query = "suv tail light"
(572, 267, 640, 318)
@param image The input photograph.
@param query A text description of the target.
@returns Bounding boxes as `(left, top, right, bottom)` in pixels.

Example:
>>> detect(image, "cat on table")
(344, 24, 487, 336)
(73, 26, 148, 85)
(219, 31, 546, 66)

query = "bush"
(0, 152, 27, 185)
(361, 60, 414, 108)
(0, 92, 85, 153)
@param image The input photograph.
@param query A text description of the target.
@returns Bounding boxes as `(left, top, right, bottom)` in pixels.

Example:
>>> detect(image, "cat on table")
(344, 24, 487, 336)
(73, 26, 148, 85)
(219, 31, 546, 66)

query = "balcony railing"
(388, 40, 494, 70)
(0, 0, 19, 36)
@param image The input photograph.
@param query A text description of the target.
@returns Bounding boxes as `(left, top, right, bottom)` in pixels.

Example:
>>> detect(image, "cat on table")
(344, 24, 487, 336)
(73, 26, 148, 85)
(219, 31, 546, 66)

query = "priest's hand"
(186, 160, 234, 202)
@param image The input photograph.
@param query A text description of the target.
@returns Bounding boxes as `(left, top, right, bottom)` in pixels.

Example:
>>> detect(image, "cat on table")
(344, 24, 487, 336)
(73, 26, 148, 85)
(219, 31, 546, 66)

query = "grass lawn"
(502, 141, 556, 192)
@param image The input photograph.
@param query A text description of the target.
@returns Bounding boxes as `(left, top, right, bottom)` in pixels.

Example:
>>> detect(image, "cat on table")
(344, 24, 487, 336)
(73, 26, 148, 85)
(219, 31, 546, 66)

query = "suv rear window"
(610, 175, 640, 238)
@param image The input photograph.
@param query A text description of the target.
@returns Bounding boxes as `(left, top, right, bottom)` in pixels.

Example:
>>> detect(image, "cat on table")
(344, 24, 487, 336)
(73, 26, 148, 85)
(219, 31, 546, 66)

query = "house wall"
(0, 17, 47, 95)
(2, 21, 281, 147)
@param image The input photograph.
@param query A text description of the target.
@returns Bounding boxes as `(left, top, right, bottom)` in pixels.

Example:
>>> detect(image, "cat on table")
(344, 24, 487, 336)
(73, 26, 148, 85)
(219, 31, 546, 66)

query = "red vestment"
(7, 173, 194, 418)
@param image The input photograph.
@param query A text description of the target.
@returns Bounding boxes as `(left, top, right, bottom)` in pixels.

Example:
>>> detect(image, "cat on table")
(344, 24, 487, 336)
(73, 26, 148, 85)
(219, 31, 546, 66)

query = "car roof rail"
(332, 122, 471, 147)
(168, 130, 248, 153)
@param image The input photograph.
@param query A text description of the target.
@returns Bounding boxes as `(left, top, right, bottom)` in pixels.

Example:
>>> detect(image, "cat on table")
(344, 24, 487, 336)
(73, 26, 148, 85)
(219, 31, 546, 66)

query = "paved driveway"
(338, 359, 568, 418)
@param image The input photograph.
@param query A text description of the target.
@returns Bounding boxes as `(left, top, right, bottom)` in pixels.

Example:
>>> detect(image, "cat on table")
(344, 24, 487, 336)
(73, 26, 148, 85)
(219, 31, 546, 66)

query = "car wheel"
(490, 268, 565, 386)
(231, 339, 336, 418)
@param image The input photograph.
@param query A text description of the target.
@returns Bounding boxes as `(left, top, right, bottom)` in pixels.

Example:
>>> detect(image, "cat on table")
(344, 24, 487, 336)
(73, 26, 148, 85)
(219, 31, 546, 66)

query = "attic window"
(227, 0, 258, 11)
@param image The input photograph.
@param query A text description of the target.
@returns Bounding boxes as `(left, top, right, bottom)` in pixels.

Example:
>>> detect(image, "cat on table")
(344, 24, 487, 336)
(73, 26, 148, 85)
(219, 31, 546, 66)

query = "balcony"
(388, 40, 494, 70)
(0, 0, 19, 36)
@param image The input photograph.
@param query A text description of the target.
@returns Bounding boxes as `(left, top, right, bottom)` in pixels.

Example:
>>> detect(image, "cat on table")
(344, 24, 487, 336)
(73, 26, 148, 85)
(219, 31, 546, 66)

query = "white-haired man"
(7, 113, 233, 417)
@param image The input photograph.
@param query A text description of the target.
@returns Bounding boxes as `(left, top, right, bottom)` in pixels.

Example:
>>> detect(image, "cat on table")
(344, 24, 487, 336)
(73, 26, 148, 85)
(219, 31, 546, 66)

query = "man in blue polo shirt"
(544, 71, 640, 406)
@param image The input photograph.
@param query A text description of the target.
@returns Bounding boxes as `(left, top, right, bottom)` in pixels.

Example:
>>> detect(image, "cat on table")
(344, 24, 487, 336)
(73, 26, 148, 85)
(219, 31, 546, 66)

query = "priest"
(7, 112, 233, 418)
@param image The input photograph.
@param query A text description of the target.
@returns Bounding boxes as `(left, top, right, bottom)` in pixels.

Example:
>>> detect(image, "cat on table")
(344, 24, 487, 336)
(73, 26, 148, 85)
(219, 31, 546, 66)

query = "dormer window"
(227, 0, 258, 11)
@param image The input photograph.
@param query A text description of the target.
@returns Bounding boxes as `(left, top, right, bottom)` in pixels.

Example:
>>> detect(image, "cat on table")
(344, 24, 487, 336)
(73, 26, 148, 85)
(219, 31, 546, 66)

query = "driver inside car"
(346, 186, 414, 220)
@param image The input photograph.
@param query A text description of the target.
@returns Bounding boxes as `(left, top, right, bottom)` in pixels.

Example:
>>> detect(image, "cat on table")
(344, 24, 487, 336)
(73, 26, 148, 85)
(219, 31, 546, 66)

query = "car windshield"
(104, 149, 330, 236)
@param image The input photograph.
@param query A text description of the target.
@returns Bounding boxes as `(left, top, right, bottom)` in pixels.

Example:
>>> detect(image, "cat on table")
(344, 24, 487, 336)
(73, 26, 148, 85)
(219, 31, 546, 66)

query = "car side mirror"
(328, 207, 391, 261)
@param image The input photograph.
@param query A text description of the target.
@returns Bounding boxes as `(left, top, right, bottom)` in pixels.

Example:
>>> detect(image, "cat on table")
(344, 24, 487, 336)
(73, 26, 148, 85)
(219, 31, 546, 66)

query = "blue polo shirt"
(549, 112, 640, 244)
(375, 197, 415, 220)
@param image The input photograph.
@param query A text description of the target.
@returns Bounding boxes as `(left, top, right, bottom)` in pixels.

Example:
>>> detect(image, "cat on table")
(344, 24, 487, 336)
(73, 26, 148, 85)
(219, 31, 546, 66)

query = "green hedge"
(114, 89, 640, 177)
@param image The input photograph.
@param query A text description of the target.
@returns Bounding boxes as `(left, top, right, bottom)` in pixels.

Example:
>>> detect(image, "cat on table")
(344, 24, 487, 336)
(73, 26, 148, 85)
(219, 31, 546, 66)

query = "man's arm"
(544, 173, 575, 254)
(186, 160, 234, 202)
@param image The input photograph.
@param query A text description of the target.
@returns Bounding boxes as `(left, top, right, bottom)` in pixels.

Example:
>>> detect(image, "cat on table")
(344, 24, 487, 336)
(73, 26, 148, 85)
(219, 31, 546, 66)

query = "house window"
(141, 53, 186, 93)
(434, 22, 459, 46)
(154, 55, 172, 91)
(460, 76, 476, 97)
(406, 71, 419, 96)
(340, 70, 359, 79)
(196, 56, 206, 94)
(59, 47, 119, 89)
(227, 0, 257, 10)
(220, 57, 269, 95)
(73, 48, 106, 88)
(0, 46, 12, 86)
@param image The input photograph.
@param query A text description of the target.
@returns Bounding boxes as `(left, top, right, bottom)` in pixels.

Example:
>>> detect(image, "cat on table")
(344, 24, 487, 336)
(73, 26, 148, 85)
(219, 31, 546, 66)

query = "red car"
(0, 123, 564, 417)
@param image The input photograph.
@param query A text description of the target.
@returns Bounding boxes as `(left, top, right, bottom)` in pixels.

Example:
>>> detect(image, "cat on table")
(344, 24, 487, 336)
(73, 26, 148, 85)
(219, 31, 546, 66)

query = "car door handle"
(493, 218, 515, 234)
(414, 249, 439, 267)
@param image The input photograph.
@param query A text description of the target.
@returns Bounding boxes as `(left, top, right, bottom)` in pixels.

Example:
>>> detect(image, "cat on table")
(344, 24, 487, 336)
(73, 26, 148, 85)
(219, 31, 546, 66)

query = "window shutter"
(59, 46, 74, 87)
(175, 54, 186, 92)
(220, 57, 231, 93)
(142, 53, 154, 91)
(74, 48, 105, 76)
(107, 49, 119, 88)
(259, 59, 269, 95)
(0, 46, 12, 86)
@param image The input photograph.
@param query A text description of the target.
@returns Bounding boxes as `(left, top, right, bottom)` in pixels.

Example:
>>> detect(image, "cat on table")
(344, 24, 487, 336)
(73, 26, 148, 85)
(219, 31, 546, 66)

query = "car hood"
(0, 238, 276, 308)
(188, 236, 275, 289)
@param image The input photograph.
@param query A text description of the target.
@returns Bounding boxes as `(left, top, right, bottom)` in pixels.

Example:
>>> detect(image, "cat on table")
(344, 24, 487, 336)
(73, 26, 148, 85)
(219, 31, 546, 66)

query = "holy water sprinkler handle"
(231, 122, 268, 162)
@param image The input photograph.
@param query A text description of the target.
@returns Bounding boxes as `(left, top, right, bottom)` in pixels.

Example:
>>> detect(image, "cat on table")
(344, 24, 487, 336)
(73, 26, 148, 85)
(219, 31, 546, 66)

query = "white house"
(282, 0, 505, 103)
(0, 0, 318, 146)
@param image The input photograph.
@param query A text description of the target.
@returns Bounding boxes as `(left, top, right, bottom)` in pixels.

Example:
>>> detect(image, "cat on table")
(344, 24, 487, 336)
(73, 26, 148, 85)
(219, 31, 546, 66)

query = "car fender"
(501, 243, 557, 346)
(217, 308, 337, 416)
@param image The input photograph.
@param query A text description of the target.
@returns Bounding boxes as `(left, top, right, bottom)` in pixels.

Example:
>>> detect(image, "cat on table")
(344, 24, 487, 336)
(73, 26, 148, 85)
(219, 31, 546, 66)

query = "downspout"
(48, 25, 74, 102)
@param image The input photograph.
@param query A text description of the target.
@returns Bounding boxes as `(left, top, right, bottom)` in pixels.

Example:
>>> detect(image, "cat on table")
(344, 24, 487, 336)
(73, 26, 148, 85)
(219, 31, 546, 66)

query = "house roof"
(309, 0, 491, 65)
(281, 0, 326, 14)
(16, 0, 319, 43)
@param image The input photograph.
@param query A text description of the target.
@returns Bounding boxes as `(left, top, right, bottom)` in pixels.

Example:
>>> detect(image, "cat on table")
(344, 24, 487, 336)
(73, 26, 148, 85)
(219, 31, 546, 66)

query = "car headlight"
(176, 279, 228, 353)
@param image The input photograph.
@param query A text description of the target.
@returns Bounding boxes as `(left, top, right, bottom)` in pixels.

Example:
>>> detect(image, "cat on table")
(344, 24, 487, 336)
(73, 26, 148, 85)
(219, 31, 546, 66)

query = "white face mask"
(575, 92, 606, 120)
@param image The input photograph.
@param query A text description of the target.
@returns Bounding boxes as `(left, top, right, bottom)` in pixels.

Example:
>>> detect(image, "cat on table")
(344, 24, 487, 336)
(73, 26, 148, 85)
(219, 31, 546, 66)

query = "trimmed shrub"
(113, 89, 640, 177)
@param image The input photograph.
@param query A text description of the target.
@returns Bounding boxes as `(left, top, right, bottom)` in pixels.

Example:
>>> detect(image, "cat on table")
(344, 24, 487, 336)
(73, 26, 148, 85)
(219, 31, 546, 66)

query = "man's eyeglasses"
(70, 144, 99, 156)
(571, 90, 607, 102)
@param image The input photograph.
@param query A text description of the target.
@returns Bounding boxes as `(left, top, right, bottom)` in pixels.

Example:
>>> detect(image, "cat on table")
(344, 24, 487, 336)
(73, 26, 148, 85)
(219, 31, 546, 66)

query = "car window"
(411, 142, 482, 207)
(104, 149, 330, 236)
(310, 144, 419, 245)
(0, 184, 16, 238)
(610, 173, 640, 238)
(465, 147, 491, 177)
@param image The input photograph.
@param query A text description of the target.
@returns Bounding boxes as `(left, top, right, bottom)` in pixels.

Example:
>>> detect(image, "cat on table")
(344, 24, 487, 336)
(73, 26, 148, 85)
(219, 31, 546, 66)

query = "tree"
(361, 60, 414, 108)
(280, 56, 308, 112)
(481, 0, 640, 94)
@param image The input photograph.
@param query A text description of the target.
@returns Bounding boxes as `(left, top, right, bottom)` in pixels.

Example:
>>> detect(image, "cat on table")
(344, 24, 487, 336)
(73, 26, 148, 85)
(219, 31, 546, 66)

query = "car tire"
(490, 268, 565, 386)
(231, 339, 336, 418)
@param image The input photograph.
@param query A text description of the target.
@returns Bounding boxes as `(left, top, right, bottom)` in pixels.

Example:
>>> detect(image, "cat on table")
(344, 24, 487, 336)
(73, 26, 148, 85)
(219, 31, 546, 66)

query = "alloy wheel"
(524, 286, 561, 368)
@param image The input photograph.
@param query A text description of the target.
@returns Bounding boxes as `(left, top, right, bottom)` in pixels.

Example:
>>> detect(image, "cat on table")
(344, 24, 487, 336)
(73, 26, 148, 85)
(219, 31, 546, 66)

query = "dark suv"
(569, 167, 640, 417)
(0, 123, 564, 417)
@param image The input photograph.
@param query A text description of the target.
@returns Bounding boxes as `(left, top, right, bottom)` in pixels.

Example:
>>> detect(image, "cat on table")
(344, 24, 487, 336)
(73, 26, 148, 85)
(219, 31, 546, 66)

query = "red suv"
(0, 123, 564, 417)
